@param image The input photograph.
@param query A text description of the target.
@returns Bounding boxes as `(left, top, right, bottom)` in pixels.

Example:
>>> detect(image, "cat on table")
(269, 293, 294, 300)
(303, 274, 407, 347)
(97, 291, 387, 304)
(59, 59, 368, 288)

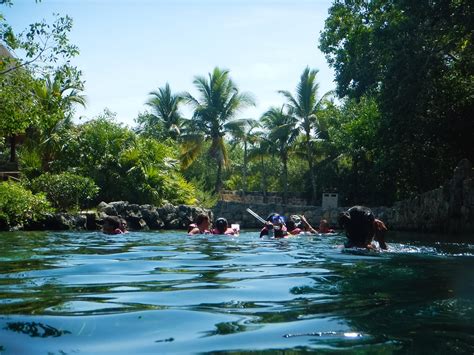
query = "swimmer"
(260, 213, 288, 238)
(338, 206, 388, 250)
(102, 216, 125, 235)
(318, 219, 335, 234)
(212, 217, 238, 235)
(188, 214, 211, 235)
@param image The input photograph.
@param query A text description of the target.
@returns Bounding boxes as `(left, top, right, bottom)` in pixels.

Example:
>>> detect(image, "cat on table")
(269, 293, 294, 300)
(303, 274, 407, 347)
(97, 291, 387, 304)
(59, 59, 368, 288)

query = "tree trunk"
(306, 131, 317, 205)
(215, 160, 222, 193)
(261, 156, 268, 203)
(9, 134, 16, 163)
(282, 153, 288, 205)
(243, 140, 248, 195)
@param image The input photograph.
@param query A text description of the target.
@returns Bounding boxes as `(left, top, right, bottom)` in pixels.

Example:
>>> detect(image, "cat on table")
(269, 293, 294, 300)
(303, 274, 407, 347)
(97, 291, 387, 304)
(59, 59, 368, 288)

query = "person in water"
(102, 216, 126, 235)
(260, 213, 288, 238)
(287, 215, 318, 235)
(338, 206, 388, 250)
(212, 217, 238, 235)
(188, 214, 211, 235)
(318, 219, 335, 234)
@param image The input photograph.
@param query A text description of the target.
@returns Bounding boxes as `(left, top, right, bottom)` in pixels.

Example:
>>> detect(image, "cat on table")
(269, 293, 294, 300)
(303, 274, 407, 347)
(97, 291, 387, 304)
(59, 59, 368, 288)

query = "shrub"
(0, 181, 52, 229)
(31, 172, 99, 211)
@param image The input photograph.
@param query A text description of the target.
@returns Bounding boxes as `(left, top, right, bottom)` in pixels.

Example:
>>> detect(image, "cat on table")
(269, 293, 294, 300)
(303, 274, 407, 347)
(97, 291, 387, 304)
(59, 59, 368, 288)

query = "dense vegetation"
(0, 0, 472, 226)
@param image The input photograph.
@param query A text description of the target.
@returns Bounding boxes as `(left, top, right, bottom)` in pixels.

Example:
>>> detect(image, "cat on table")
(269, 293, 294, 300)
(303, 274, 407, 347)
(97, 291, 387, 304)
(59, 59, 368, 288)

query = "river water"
(0, 230, 473, 354)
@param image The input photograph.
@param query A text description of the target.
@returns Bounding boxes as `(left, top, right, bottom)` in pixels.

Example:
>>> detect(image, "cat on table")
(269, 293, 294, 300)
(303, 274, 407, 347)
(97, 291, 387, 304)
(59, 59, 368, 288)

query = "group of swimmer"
(187, 206, 388, 250)
(103, 205, 388, 251)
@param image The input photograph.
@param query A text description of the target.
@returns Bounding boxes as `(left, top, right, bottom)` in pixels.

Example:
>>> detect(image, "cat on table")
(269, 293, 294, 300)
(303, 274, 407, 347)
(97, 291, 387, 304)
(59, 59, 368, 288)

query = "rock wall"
(388, 159, 473, 233)
(213, 160, 474, 233)
(22, 202, 212, 232)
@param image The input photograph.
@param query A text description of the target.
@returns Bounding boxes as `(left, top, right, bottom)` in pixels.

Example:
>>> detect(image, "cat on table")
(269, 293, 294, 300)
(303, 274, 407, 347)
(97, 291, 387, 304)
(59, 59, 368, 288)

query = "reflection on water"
(0, 230, 473, 354)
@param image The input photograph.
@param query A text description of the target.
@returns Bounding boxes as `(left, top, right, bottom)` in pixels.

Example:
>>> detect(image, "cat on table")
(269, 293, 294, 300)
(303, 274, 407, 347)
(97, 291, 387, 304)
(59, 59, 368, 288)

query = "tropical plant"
(182, 67, 255, 192)
(226, 118, 261, 192)
(30, 172, 99, 211)
(278, 67, 331, 204)
(31, 66, 86, 171)
(0, 181, 52, 230)
(137, 83, 185, 140)
(0, 68, 37, 162)
(260, 106, 299, 203)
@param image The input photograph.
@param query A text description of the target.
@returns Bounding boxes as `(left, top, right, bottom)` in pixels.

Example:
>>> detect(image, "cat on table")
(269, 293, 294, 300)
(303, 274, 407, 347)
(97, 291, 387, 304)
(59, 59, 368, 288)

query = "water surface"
(0, 230, 473, 354)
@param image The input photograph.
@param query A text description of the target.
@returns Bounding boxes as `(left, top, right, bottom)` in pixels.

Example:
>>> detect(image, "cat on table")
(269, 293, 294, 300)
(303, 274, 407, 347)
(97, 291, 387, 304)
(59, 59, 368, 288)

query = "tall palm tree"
(143, 83, 184, 140)
(182, 67, 255, 192)
(226, 118, 260, 192)
(278, 67, 331, 204)
(260, 106, 299, 204)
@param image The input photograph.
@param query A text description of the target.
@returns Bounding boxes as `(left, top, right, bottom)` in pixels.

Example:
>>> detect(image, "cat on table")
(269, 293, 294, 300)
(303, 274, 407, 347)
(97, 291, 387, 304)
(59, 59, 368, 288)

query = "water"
(0, 231, 473, 354)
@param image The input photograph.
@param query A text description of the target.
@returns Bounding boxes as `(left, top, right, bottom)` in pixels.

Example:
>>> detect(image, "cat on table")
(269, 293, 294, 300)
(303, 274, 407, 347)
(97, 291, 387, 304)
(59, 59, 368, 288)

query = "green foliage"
(0, 181, 52, 229)
(182, 67, 255, 192)
(136, 83, 185, 140)
(0, 69, 37, 137)
(320, 0, 474, 200)
(0, 9, 79, 76)
(30, 172, 99, 211)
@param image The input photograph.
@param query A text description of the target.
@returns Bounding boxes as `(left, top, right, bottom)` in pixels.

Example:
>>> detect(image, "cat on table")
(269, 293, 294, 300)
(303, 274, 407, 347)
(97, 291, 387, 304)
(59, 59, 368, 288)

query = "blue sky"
(3, 0, 335, 126)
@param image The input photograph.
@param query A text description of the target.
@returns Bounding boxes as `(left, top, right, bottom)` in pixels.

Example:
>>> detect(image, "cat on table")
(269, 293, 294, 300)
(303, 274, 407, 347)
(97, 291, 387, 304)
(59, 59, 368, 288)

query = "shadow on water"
(5, 321, 71, 338)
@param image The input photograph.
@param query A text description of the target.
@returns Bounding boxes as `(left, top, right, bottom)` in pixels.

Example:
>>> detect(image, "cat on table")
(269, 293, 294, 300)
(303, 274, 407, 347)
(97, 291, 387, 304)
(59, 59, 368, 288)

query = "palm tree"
(142, 83, 184, 140)
(33, 68, 86, 171)
(182, 67, 255, 192)
(226, 118, 261, 192)
(278, 67, 331, 204)
(260, 106, 299, 204)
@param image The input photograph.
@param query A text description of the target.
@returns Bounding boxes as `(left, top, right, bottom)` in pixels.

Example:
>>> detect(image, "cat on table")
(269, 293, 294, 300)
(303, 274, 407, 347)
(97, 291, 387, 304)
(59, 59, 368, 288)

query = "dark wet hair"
(103, 216, 121, 229)
(338, 206, 375, 246)
(286, 220, 296, 231)
(195, 214, 209, 226)
(215, 217, 228, 233)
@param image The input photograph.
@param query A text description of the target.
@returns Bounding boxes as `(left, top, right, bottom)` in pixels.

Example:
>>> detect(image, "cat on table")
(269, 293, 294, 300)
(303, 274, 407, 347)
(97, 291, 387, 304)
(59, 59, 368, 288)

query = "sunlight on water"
(0, 231, 473, 354)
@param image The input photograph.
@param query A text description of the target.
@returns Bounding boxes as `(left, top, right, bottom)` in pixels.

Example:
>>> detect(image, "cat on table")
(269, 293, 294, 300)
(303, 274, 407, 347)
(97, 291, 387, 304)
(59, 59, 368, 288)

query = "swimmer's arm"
(301, 215, 318, 234)
(373, 219, 388, 250)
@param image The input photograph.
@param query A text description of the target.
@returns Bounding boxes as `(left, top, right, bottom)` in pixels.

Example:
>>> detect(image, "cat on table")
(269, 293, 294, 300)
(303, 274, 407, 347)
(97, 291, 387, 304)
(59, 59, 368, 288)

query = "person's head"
(319, 219, 330, 232)
(266, 213, 278, 222)
(214, 217, 228, 234)
(338, 206, 375, 246)
(195, 214, 210, 228)
(102, 216, 122, 234)
(287, 215, 302, 232)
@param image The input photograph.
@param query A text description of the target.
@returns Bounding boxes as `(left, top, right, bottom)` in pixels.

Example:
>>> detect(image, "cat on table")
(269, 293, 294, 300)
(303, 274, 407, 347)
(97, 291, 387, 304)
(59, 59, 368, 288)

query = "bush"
(31, 172, 99, 211)
(0, 181, 52, 229)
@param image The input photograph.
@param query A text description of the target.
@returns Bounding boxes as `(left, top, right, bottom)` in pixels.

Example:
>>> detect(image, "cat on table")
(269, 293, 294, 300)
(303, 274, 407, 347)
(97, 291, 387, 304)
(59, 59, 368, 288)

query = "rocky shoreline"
(20, 202, 212, 232)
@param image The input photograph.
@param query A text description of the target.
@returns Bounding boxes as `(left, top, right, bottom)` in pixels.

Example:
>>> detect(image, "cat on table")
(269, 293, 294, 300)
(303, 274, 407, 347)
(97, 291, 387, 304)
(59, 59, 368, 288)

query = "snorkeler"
(338, 206, 388, 250)
(260, 213, 288, 238)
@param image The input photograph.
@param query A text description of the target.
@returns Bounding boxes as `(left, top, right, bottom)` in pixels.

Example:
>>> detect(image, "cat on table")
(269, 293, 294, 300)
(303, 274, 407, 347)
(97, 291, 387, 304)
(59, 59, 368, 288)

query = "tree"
(137, 83, 185, 140)
(319, 0, 474, 200)
(226, 118, 260, 192)
(32, 65, 86, 171)
(260, 106, 299, 204)
(182, 67, 255, 192)
(278, 67, 330, 204)
(0, 10, 79, 76)
(0, 68, 37, 162)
